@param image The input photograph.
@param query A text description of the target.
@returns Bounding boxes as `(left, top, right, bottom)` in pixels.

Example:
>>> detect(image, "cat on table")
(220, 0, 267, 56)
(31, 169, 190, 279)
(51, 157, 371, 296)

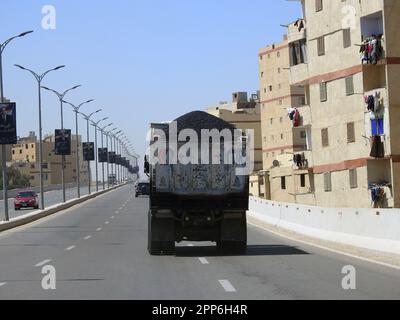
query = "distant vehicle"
(135, 181, 150, 197)
(14, 191, 39, 210)
(108, 174, 117, 185)
(146, 111, 249, 256)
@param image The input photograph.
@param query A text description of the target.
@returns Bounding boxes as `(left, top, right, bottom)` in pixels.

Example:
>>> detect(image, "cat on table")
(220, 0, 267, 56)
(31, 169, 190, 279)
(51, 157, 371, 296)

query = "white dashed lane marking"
(96, 228, 102, 232)
(219, 280, 236, 293)
(105, 221, 110, 225)
(0, 282, 6, 287)
(84, 235, 92, 240)
(111, 216, 115, 219)
(35, 259, 52, 267)
(65, 245, 76, 251)
(198, 258, 209, 265)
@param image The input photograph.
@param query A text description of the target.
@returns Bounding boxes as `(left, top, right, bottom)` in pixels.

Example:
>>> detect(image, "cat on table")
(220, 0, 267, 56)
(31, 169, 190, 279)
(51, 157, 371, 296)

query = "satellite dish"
(272, 160, 280, 167)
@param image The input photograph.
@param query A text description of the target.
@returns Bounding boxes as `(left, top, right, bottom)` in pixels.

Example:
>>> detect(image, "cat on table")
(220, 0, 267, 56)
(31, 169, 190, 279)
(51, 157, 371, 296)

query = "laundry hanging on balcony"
(370, 135, 385, 158)
(364, 92, 382, 112)
(360, 35, 384, 65)
(293, 153, 308, 169)
(287, 107, 301, 127)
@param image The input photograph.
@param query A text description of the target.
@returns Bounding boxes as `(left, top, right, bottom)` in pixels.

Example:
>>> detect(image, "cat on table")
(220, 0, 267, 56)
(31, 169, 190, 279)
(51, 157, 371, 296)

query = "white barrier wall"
(248, 197, 400, 255)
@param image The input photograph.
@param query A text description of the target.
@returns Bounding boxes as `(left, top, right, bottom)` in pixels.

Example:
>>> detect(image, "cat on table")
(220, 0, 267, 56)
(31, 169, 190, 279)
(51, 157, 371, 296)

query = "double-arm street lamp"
(80, 109, 102, 195)
(62, 99, 94, 198)
(113, 130, 123, 184)
(108, 128, 119, 185)
(41, 85, 81, 203)
(100, 123, 113, 189)
(91, 117, 108, 192)
(15, 64, 66, 210)
(0, 30, 33, 221)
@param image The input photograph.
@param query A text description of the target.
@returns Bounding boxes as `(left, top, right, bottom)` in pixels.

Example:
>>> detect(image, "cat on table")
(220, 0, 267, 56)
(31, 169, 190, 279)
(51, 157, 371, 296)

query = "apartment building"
(12, 132, 89, 187)
(206, 92, 262, 196)
(259, 0, 400, 208)
(258, 36, 309, 202)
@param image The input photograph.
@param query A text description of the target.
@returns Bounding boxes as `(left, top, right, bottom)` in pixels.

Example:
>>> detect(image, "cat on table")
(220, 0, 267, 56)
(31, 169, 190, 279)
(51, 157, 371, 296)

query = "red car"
(14, 191, 39, 210)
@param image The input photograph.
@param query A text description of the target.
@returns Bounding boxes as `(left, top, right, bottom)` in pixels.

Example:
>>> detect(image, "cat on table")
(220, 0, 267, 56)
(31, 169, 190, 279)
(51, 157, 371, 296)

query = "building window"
(281, 176, 286, 190)
(349, 169, 358, 189)
(261, 72, 264, 77)
(371, 118, 384, 135)
(300, 174, 306, 188)
(278, 68, 281, 74)
(317, 36, 325, 56)
(31, 144, 34, 148)
(25, 144, 28, 149)
(12, 150, 15, 155)
(320, 82, 327, 102)
(269, 85, 273, 92)
(300, 131, 307, 139)
(324, 172, 332, 192)
(321, 128, 329, 147)
(347, 122, 356, 143)
(19, 150, 22, 154)
(343, 28, 351, 48)
(277, 51, 280, 58)
(316, 0, 323, 12)
(345, 76, 354, 96)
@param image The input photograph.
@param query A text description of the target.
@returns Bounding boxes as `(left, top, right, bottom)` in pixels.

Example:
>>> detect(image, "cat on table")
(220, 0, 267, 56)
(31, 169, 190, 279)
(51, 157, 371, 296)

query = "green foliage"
(0, 167, 31, 190)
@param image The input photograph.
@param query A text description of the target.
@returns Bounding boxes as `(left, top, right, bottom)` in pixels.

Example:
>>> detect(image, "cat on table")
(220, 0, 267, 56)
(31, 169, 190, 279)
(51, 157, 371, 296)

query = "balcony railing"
(290, 63, 309, 86)
(288, 20, 306, 44)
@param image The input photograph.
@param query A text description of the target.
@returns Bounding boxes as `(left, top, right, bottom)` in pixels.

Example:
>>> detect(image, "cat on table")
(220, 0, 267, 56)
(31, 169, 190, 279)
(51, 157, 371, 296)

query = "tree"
(0, 167, 31, 190)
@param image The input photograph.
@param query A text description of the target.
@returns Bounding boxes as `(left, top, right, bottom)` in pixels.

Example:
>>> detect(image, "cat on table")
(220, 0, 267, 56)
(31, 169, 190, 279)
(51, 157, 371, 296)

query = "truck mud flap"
(148, 210, 175, 256)
(218, 214, 247, 254)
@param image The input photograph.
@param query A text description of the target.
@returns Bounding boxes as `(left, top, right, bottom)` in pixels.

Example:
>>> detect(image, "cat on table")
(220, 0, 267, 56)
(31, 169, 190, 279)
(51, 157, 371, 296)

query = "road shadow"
(175, 244, 309, 257)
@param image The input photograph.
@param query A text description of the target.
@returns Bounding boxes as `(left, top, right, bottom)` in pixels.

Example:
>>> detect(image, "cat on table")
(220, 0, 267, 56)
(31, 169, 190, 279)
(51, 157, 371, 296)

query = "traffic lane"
(175, 224, 400, 300)
(0, 185, 127, 299)
(0, 193, 228, 299)
(1, 185, 106, 220)
(0, 189, 236, 299)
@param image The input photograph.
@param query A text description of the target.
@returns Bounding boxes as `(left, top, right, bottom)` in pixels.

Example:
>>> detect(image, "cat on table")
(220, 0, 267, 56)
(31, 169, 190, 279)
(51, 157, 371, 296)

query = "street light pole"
(62, 99, 94, 198)
(80, 109, 102, 195)
(100, 123, 113, 190)
(0, 31, 33, 221)
(15, 64, 65, 210)
(41, 85, 81, 203)
(91, 117, 108, 192)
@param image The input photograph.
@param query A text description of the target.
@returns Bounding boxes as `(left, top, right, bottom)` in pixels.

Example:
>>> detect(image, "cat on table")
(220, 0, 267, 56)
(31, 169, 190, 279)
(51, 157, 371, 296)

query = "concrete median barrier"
(248, 196, 400, 255)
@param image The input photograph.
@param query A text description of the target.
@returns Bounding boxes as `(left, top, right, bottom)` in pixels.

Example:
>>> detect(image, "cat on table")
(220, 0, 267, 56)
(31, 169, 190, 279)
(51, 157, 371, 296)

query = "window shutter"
(347, 122, 355, 143)
(343, 29, 351, 48)
(349, 169, 358, 189)
(317, 36, 325, 56)
(324, 172, 332, 192)
(345, 76, 354, 96)
(316, 0, 323, 12)
(320, 82, 327, 102)
(321, 128, 329, 147)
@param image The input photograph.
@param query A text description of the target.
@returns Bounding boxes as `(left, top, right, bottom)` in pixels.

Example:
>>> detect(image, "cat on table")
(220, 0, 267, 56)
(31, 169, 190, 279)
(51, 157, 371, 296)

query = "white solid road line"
(198, 257, 209, 265)
(65, 245, 76, 251)
(0, 282, 6, 287)
(219, 280, 236, 293)
(84, 235, 92, 240)
(187, 244, 194, 247)
(35, 259, 52, 267)
(96, 227, 102, 232)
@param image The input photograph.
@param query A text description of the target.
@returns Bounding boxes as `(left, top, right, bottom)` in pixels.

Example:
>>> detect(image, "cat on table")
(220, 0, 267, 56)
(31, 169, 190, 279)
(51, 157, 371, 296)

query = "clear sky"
(1, 0, 302, 160)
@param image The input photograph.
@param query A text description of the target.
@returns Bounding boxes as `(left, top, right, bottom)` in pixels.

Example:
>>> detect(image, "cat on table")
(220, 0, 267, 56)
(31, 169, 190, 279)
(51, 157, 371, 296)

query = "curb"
(0, 183, 127, 233)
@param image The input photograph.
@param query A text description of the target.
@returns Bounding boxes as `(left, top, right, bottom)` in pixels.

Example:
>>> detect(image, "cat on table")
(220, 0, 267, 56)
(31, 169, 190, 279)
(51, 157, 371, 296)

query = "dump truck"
(145, 111, 249, 255)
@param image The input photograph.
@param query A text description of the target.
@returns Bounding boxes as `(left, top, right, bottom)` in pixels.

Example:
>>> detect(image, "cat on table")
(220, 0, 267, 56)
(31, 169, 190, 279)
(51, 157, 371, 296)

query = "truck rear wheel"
(148, 210, 175, 256)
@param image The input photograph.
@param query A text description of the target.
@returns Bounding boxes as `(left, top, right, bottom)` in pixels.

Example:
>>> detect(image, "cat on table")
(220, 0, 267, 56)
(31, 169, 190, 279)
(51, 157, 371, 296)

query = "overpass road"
(0, 185, 400, 299)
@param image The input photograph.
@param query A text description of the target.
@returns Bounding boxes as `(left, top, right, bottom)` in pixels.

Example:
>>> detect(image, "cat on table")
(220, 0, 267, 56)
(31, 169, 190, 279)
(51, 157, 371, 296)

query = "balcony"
(287, 20, 306, 44)
(293, 150, 314, 171)
(290, 62, 309, 86)
(360, 0, 383, 17)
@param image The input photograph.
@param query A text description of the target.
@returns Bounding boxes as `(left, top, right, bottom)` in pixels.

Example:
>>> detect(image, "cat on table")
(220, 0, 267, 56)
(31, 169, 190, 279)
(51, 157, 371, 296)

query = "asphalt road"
(0, 184, 106, 221)
(0, 184, 400, 299)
